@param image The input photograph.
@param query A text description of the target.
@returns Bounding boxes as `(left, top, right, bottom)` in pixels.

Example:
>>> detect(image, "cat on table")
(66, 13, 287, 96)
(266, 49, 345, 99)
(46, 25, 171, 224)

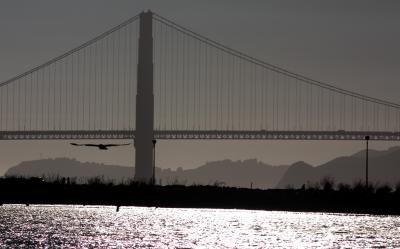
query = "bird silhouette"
(70, 143, 131, 150)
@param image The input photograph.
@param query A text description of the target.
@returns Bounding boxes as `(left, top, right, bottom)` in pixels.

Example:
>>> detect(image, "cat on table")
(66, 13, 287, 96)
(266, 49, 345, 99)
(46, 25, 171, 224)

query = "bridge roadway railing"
(0, 130, 399, 141)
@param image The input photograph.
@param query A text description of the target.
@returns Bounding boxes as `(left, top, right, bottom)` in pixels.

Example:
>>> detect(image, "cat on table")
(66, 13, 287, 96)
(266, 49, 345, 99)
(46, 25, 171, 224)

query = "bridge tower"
(134, 11, 154, 183)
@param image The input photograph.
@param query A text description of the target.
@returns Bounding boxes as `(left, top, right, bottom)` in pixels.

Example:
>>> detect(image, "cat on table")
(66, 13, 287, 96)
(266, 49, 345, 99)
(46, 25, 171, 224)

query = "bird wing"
(104, 143, 131, 147)
(70, 143, 84, 146)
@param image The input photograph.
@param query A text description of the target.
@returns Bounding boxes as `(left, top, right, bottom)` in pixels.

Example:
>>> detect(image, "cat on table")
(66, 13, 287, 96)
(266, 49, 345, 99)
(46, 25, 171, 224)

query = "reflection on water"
(0, 204, 399, 248)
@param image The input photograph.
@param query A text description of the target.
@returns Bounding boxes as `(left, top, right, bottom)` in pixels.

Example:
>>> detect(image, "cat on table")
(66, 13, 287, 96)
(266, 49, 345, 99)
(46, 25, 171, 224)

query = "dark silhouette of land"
(1, 177, 400, 215)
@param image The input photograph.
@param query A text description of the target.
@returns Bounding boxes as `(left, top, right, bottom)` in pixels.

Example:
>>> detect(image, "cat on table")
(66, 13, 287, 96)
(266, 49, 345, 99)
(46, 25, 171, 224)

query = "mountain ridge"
(5, 158, 288, 188)
(277, 146, 400, 188)
(5, 146, 400, 188)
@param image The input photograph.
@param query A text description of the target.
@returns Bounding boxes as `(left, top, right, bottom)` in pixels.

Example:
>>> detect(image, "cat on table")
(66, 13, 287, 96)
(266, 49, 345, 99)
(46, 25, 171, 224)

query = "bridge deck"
(0, 130, 399, 141)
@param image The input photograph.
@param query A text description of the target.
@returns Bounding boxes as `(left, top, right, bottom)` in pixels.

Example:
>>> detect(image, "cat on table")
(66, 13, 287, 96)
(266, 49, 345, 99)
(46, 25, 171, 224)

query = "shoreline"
(1, 202, 399, 217)
(1, 178, 400, 215)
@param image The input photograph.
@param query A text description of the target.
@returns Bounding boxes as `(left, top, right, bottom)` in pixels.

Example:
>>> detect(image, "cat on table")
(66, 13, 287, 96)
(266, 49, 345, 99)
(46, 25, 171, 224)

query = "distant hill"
(5, 158, 288, 189)
(277, 146, 400, 188)
(5, 158, 133, 182)
(6, 146, 400, 189)
(157, 159, 289, 188)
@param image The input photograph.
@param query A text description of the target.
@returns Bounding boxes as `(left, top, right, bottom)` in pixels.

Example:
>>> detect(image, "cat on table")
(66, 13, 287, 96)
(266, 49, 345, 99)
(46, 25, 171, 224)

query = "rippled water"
(0, 205, 399, 248)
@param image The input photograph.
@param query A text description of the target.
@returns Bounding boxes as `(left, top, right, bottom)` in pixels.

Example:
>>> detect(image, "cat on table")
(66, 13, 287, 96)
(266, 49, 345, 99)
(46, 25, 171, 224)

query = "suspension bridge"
(1, 11, 399, 182)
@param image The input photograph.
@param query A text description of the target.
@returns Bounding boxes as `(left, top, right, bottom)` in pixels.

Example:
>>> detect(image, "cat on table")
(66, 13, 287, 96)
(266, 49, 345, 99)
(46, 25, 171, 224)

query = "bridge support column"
(134, 11, 154, 183)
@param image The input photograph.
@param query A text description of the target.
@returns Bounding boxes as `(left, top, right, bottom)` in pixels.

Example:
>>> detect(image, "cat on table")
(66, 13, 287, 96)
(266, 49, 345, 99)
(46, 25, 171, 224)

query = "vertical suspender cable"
(198, 41, 202, 130)
(111, 35, 115, 130)
(272, 72, 275, 130)
(221, 51, 225, 129)
(47, 65, 50, 130)
(182, 28, 187, 130)
(88, 45, 92, 130)
(203, 41, 207, 130)
(228, 55, 232, 129)
(64, 57, 68, 130)
(170, 28, 174, 129)
(10, 83, 12, 130)
(82, 48, 86, 130)
(105, 36, 109, 130)
(250, 63, 254, 130)
(99, 39, 103, 130)
(30, 72, 33, 130)
(261, 66, 264, 129)
(35, 71, 38, 130)
(183, 33, 187, 130)
(0, 87, 2, 130)
(163, 24, 167, 130)
(128, 25, 132, 130)
(175, 29, 179, 130)
(123, 26, 127, 130)
(94, 42, 97, 130)
(71, 54, 74, 130)
(116, 31, 121, 129)
(53, 62, 56, 130)
(216, 49, 220, 130)
(277, 74, 280, 130)
(17, 79, 20, 130)
(76, 51, 80, 130)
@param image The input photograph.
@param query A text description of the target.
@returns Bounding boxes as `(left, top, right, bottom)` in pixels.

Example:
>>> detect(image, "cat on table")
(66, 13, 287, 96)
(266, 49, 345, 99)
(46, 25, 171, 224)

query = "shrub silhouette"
(320, 176, 335, 191)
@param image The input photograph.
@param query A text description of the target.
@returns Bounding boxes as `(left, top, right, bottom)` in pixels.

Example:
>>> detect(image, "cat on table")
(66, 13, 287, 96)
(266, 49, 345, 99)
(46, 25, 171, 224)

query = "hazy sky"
(0, 0, 399, 175)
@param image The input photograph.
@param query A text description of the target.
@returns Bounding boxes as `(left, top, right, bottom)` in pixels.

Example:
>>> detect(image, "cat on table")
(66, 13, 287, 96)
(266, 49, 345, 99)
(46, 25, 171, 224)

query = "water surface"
(0, 204, 399, 248)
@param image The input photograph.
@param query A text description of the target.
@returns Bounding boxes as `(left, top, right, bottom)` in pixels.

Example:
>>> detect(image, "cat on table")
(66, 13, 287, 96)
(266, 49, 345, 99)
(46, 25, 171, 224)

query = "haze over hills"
(158, 159, 289, 188)
(5, 146, 400, 188)
(4, 158, 132, 182)
(277, 146, 400, 188)
(4, 158, 288, 189)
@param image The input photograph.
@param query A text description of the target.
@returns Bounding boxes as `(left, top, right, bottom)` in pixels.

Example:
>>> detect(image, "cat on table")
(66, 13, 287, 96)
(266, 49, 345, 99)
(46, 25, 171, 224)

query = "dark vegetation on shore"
(1, 176, 400, 215)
